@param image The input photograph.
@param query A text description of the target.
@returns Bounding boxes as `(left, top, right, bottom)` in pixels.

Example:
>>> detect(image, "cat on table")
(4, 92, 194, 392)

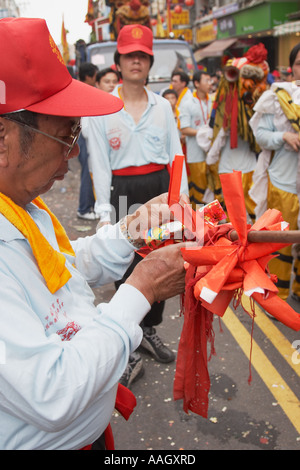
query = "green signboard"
(217, 1, 299, 39)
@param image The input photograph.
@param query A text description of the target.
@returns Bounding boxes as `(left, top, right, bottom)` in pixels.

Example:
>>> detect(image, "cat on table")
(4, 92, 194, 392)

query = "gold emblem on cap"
(131, 26, 143, 39)
(49, 34, 64, 65)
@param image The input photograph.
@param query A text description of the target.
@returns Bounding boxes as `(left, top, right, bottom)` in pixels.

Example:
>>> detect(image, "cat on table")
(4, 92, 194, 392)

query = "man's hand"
(283, 131, 300, 151)
(125, 192, 189, 244)
(125, 242, 190, 305)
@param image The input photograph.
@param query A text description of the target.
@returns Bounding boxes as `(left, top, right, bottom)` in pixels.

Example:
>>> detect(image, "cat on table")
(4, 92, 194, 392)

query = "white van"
(85, 39, 198, 93)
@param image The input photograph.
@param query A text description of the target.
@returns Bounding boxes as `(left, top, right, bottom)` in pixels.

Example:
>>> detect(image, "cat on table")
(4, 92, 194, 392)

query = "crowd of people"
(77, 36, 300, 314)
(0, 16, 300, 450)
(74, 31, 300, 377)
(77, 33, 300, 311)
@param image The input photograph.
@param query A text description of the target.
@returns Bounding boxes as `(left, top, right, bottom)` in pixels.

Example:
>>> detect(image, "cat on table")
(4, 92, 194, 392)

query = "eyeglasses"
(3, 116, 81, 159)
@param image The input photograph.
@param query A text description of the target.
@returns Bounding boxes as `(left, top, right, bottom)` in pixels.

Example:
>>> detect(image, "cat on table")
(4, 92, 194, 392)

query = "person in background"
(179, 70, 213, 208)
(198, 44, 269, 223)
(95, 67, 120, 93)
(83, 24, 188, 388)
(0, 16, 189, 450)
(162, 88, 180, 132)
(170, 70, 192, 158)
(271, 69, 281, 82)
(170, 69, 192, 119)
(249, 42, 300, 305)
(209, 72, 219, 98)
(162, 88, 187, 163)
(281, 66, 293, 82)
(77, 62, 99, 221)
(162, 88, 178, 121)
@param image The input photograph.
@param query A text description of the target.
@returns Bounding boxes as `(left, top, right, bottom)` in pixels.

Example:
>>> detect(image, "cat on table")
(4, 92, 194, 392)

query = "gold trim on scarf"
(274, 87, 300, 133)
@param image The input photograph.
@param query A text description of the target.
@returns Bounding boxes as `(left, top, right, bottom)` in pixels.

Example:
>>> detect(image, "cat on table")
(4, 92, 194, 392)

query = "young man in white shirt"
(83, 25, 188, 387)
(179, 71, 213, 207)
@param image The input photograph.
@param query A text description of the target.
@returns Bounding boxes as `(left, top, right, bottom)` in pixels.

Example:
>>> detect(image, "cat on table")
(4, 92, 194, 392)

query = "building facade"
(0, 0, 19, 18)
(192, 0, 300, 72)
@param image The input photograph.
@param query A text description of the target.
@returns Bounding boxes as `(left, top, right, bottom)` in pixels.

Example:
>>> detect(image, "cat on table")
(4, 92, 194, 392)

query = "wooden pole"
(229, 230, 300, 244)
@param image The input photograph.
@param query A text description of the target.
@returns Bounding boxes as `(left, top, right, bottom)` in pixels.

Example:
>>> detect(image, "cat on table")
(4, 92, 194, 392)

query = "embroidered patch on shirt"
(109, 136, 121, 150)
(56, 322, 81, 341)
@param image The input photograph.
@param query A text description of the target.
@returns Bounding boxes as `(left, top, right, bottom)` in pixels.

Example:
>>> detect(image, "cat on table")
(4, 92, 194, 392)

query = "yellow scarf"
(274, 87, 300, 133)
(0, 193, 75, 294)
(175, 87, 189, 130)
(176, 87, 189, 108)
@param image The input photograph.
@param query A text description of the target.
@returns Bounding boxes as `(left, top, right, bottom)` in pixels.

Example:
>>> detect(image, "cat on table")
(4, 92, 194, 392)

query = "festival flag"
(61, 16, 69, 65)
(156, 12, 165, 38)
(166, 0, 172, 36)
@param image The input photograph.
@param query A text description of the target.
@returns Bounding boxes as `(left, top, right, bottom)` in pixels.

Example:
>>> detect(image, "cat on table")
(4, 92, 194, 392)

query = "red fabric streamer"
(104, 384, 136, 450)
(244, 43, 268, 64)
(168, 153, 185, 206)
(230, 85, 239, 148)
(138, 156, 300, 419)
(173, 265, 215, 417)
(79, 383, 136, 450)
(221, 83, 238, 149)
(167, 160, 300, 418)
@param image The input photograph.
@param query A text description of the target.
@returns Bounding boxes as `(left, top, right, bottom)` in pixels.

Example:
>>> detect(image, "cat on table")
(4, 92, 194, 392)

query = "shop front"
(194, 1, 299, 72)
(274, 19, 300, 69)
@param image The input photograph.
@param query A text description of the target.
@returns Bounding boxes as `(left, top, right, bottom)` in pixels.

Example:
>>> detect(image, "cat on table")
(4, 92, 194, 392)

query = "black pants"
(111, 169, 170, 327)
(91, 433, 106, 450)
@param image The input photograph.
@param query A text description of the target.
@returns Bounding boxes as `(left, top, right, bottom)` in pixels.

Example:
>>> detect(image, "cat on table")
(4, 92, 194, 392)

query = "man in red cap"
(0, 17, 188, 450)
(83, 24, 188, 388)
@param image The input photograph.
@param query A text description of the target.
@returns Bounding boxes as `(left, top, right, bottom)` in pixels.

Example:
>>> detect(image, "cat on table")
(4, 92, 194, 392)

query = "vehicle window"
(149, 43, 195, 83)
(88, 41, 196, 93)
(90, 45, 116, 69)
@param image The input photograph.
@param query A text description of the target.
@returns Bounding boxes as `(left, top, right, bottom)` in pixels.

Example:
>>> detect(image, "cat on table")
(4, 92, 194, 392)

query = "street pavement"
(43, 157, 300, 451)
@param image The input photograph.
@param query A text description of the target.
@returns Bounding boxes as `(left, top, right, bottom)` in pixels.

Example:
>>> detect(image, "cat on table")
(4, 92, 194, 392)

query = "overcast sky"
(15, 0, 92, 44)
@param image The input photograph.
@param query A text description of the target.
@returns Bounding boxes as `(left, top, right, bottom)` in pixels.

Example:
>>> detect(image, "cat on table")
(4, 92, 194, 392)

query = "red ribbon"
(137, 156, 300, 418)
(79, 383, 136, 450)
(167, 159, 300, 418)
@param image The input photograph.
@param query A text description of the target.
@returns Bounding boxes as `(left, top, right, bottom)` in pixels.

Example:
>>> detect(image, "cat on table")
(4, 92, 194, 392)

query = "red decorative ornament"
(174, 5, 182, 13)
(167, 159, 300, 418)
(151, 18, 157, 26)
(245, 43, 268, 64)
(185, 0, 194, 6)
(138, 155, 300, 420)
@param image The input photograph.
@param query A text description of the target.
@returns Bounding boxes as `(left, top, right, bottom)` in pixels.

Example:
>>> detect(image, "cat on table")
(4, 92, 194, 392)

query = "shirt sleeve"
(71, 220, 135, 287)
(83, 116, 113, 220)
(0, 268, 150, 433)
(178, 100, 192, 130)
(254, 113, 285, 150)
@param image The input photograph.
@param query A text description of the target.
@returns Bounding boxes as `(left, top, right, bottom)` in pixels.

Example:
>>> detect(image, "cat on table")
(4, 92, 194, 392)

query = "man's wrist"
(119, 216, 145, 249)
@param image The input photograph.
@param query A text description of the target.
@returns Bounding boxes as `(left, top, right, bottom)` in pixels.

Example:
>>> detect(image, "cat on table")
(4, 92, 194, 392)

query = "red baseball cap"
(117, 24, 153, 56)
(0, 17, 123, 117)
(272, 70, 280, 78)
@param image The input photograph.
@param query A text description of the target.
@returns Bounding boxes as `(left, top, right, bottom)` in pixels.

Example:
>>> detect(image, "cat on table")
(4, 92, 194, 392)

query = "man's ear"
(0, 118, 9, 168)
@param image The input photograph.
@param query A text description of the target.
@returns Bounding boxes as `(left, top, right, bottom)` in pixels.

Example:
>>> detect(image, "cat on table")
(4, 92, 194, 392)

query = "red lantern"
(185, 0, 194, 5)
(174, 5, 182, 13)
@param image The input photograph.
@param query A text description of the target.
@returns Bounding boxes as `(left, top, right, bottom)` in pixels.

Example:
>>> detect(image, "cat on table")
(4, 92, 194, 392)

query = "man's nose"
(132, 54, 141, 62)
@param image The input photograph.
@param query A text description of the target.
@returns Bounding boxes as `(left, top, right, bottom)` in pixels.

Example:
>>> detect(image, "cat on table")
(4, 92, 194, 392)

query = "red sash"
(112, 163, 168, 176)
(80, 383, 136, 450)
